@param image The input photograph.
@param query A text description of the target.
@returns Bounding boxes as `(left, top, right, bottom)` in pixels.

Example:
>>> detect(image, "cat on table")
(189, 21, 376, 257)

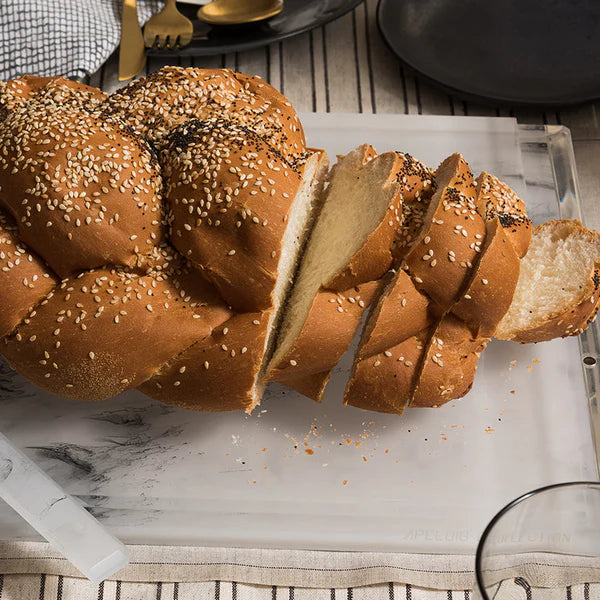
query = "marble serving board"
(0, 115, 597, 554)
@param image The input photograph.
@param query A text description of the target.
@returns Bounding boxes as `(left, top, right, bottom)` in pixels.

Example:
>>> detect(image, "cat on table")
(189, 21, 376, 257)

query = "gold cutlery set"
(118, 0, 284, 81)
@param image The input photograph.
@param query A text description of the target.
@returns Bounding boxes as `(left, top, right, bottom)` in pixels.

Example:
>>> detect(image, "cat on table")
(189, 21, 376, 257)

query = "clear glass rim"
(474, 480, 600, 598)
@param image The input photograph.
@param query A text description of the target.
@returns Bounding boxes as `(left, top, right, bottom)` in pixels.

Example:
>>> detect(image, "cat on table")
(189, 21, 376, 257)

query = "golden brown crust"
(343, 270, 432, 413)
(141, 311, 270, 412)
(1, 263, 231, 401)
(358, 269, 432, 358)
(403, 153, 485, 314)
(268, 281, 379, 401)
(390, 153, 436, 262)
(344, 154, 480, 415)
(344, 329, 429, 415)
(0, 98, 163, 278)
(228, 71, 306, 162)
(408, 202, 522, 409)
(411, 316, 487, 408)
(270, 370, 331, 403)
(2, 71, 597, 416)
(476, 172, 532, 259)
(101, 67, 305, 160)
(1, 76, 107, 118)
(0, 210, 58, 338)
(161, 117, 303, 313)
(452, 218, 521, 338)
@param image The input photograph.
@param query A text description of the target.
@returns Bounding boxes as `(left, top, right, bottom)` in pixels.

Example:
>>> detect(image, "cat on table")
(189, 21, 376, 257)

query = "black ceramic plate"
(377, 0, 600, 106)
(147, 0, 363, 57)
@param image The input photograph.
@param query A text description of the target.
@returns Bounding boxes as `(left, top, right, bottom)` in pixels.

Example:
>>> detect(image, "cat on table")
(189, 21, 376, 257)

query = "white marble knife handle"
(0, 432, 129, 584)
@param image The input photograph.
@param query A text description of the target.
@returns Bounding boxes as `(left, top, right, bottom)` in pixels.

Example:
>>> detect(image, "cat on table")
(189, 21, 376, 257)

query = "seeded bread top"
(0, 68, 312, 409)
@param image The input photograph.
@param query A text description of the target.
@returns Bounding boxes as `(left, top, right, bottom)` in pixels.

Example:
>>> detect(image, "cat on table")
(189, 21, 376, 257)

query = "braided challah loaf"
(1, 69, 598, 417)
(0, 68, 326, 412)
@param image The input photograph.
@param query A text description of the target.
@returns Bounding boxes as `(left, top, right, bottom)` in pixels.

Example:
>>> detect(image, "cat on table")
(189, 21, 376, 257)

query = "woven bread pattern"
(0, 67, 307, 411)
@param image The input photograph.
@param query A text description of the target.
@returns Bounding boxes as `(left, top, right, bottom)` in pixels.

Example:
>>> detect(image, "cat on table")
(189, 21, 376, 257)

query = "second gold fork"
(143, 0, 194, 49)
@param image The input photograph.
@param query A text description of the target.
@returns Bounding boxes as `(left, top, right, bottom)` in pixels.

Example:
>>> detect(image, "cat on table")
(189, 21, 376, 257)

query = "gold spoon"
(197, 0, 284, 26)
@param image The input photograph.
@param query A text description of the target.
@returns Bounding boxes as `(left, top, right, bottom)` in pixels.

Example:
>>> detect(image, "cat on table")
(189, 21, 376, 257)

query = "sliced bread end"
(496, 219, 600, 342)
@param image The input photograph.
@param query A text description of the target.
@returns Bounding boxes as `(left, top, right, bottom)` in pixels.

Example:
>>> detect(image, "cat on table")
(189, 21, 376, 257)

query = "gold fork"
(143, 0, 194, 49)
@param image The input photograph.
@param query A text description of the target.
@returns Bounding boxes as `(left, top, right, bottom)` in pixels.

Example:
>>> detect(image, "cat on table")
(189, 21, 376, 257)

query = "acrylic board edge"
(528, 124, 600, 477)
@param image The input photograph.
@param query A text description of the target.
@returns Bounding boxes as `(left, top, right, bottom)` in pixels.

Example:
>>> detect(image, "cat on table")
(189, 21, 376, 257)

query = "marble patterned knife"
(119, 0, 146, 81)
(0, 432, 129, 584)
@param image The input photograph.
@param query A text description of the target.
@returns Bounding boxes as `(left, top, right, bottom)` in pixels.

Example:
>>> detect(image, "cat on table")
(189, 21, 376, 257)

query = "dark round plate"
(377, 0, 600, 106)
(147, 0, 363, 57)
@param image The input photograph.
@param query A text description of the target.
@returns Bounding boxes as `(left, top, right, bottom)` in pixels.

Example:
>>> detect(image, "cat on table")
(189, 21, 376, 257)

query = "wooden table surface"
(93, 0, 600, 229)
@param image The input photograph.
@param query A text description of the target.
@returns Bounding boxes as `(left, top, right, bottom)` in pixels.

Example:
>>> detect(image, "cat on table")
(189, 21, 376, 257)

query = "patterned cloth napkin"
(0, 0, 162, 81)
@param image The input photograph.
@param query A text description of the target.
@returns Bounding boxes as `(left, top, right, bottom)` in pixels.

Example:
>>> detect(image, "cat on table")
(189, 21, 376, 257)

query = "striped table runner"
(1, 575, 599, 600)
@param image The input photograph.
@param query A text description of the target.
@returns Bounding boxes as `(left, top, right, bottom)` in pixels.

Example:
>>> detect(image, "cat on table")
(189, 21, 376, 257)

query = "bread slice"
(476, 172, 532, 258)
(266, 145, 407, 400)
(344, 270, 432, 414)
(402, 153, 484, 314)
(389, 155, 435, 261)
(496, 219, 600, 343)
(451, 217, 521, 339)
(410, 316, 487, 408)
(142, 151, 329, 412)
